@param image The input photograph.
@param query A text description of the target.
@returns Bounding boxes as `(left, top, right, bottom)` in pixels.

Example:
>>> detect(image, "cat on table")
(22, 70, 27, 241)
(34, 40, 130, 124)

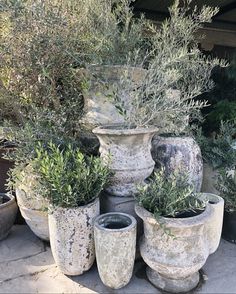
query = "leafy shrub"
(135, 169, 205, 219)
(195, 121, 236, 169)
(32, 142, 110, 208)
(216, 169, 236, 211)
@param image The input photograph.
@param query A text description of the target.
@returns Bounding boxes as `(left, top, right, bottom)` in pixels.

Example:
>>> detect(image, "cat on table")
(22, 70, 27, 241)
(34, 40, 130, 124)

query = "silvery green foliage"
(135, 169, 205, 219)
(109, 0, 227, 132)
(216, 169, 236, 211)
(33, 142, 110, 208)
(195, 120, 236, 169)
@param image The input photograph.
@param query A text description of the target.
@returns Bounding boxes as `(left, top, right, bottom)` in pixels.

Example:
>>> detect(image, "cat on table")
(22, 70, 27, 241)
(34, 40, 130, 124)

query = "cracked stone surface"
(0, 225, 236, 293)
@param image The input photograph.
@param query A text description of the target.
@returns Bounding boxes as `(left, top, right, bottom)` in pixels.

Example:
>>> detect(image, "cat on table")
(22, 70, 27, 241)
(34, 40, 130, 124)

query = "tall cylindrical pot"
(135, 201, 218, 293)
(93, 125, 158, 197)
(94, 212, 136, 289)
(152, 135, 203, 192)
(49, 198, 99, 276)
(0, 194, 17, 240)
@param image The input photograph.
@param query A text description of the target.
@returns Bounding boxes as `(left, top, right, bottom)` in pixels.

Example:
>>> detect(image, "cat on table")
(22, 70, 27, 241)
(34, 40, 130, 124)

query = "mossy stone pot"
(94, 212, 137, 289)
(135, 193, 224, 293)
(80, 65, 146, 130)
(93, 125, 158, 197)
(49, 198, 100, 276)
(152, 135, 203, 192)
(0, 194, 17, 240)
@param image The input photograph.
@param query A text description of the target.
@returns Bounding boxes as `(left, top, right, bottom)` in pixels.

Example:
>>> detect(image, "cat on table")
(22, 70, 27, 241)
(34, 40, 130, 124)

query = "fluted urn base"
(147, 267, 199, 293)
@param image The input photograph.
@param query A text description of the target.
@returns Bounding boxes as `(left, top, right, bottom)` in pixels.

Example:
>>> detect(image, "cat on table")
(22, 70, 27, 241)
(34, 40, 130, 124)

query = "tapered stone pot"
(49, 198, 99, 276)
(0, 194, 17, 240)
(93, 125, 158, 196)
(152, 135, 203, 192)
(135, 193, 224, 293)
(94, 212, 136, 289)
(15, 167, 49, 241)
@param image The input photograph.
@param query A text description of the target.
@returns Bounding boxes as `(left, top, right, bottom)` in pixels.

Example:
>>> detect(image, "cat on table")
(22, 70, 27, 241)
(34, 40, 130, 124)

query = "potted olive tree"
(135, 169, 224, 293)
(33, 142, 110, 276)
(216, 168, 236, 243)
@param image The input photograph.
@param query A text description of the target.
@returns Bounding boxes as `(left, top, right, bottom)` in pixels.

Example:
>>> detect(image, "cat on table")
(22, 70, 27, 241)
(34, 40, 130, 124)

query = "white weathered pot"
(135, 194, 224, 293)
(80, 65, 146, 130)
(49, 198, 99, 276)
(152, 135, 203, 192)
(93, 125, 158, 196)
(94, 212, 136, 289)
(16, 172, 49, 241)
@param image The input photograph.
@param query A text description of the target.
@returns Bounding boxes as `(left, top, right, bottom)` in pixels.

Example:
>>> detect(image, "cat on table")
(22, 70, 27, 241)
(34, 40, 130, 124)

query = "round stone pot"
(16, 187, 49, 241)
(135, 194, 224, 293)
(49, 198, 100, 276)
(93, 125, 158, 196)
(152, 135, 203, 192)
(222, 210, 236, 244)
(94, 212, 137, 289)
(0, 194, 17, 240)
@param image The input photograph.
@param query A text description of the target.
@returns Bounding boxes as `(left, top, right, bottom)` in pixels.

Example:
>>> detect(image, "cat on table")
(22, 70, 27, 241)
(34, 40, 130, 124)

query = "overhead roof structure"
(132, 0, 236, 49)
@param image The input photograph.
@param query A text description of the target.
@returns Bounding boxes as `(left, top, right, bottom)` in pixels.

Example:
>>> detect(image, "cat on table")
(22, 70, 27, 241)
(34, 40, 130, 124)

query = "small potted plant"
(196, 121, 236, 194)
(0, 193, 18, 240)
(216, 168, 236, 243)
(135, 169, 224, 293)
(33, 142, 110, 276)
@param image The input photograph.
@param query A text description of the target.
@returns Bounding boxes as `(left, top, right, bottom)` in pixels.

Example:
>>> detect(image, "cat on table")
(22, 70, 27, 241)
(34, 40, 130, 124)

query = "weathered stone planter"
(0, 194, 17, 240)
(16, 169, 49, 241)
(135, 193, 224, 293)
(49, 198, 99, 276)
(152, 135, 203, 192)
(94, 212, 136, 289)
(93, 125, 158, 196)
(80, 65, 146, 130)
(201, 163, 219, 194)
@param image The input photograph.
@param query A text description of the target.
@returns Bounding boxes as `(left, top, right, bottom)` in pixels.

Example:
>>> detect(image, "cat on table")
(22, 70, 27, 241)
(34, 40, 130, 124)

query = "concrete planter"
(16, 182, 49, 241)
(94, 212, 136, 289)
(152, 135, 203, 192)
(49, 198, 99, 276)
(0, 194, 17, 240)
(135, 193, 224, 293)
(93, 125, 158, 196)
(80, 65, 146, 130)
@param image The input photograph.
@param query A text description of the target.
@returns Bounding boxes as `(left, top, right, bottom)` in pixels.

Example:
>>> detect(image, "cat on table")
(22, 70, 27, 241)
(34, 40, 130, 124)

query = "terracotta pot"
(0, 193, 17, 240)
(135, 193, 224, 293)
(152, 135, 203, 192)
(93, 125, 158, 196)
(94, 212, 136, 289)
(49, 198, 99, 276)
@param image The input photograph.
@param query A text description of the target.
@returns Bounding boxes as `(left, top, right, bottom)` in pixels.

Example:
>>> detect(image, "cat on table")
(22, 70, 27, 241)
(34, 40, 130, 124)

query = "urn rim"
(0, 193, 16, 209)
(92, 124, 159, 136)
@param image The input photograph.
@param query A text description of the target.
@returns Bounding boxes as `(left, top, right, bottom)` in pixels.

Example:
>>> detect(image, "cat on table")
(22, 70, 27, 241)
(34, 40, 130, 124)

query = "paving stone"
(0, 225, 236, 293)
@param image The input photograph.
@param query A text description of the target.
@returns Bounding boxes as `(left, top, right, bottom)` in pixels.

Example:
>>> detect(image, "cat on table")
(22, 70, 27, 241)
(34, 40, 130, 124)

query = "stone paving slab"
(0, 225, 236, 293)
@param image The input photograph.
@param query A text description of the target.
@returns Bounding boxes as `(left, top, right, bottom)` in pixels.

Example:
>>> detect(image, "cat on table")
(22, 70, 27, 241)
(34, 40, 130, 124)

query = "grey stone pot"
(135, 193, 224, 293)
(0, 194, 17, 240)
(93, 125, 158, 196)
(94, 212, 137, 289)
(152, 135, 203, 192)
(49, 198, 99, 276)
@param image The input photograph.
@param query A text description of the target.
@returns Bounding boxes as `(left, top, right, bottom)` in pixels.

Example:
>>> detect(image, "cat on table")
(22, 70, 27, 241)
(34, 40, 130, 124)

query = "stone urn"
(15, 167, 49, 241)
(93, 125, 158, 197)
(94, 212, 136, 289)
(49, 198, 99, 276)
(135, 193, 224, 293)
(0, 193, 18, 240)
(152, 135, 203, 192)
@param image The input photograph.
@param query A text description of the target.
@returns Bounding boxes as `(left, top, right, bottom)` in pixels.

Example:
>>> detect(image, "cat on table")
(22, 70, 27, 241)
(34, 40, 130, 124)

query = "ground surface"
(0, 225, 236, 293)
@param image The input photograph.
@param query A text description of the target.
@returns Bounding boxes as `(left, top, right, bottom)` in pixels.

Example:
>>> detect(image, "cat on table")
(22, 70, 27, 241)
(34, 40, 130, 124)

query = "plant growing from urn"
(135, 169, 224, 293)
(33, 142, 110, 275)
